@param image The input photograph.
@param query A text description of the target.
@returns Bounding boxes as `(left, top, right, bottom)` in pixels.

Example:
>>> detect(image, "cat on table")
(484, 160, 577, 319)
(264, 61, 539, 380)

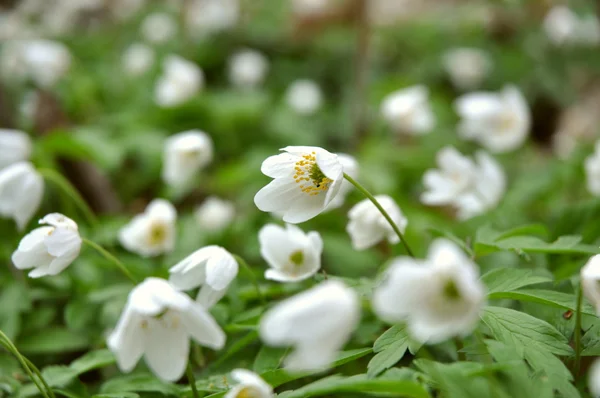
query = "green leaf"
(367, 325, 422, 377)
(92, 394, 140, 398)
(17, 328, 89, 354)
(488, 289, 596, 315)
(41, 366, 79, 387)
(481, 268, 552, 294)
(523, 347, 580, 398)
(100, 374, 180, 396)
(253, 346, 287, 373)
(70, 349, 116, 373)
(481, 307, 573, 356)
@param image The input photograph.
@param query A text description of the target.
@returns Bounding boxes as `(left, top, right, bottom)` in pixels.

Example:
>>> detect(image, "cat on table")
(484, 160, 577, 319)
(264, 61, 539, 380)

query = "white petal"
(107, 305, 145, 373)
(181, 304, 226, 350)
(261, 153, 297, 178)
(146, 199, 177, 222)
(144, 315, 189, 382)
(196, 285, 227, 308)
(254, 178, 304, 213)
(205, 249, 238, 290)
(282, 193, 326, 224)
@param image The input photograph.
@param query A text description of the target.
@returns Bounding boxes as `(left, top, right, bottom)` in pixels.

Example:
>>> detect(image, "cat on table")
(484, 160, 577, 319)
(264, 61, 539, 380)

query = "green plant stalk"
(574, 285, 584, 376)
(186, 363, 200, 398)
(343, 173, 415, 257)
(82, 238, 138, 284)
(455, 337, 466, 361)
(233, 254, 266, 306)
(24, 357, 55, 398)
(38, 168, 97, 226)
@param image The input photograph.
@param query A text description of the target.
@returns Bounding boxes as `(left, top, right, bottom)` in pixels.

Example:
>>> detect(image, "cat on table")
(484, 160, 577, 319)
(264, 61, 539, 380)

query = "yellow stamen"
(293, 152, 332, 195)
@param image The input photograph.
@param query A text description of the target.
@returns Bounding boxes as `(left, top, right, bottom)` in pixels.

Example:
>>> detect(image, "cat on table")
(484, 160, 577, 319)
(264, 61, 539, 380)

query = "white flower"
(186, 0, 239, 38)
(581, 254, 600, 315)
(372, 239, 486, 343)
(347, 195, 407, 251)
(154, 55, 204, 108)
(0, 129, 32, 169)
(119, 199, 177, 257)
(122, 43, 155, 76)
(544, 6, 600, 46)
(254, 146, 344, 223)
(228, 49, 269, 90)
(421, 147, 505, 220)
(12, 213, 81, 278)
(107, 277, 226, 382)
(140, 12, 177, 44)
(0, 162, 43, 230)
(455, 85, 530, 153)
(442, 47, 491, 90)
(195, 196, 235, 233)
(225, 369, 273, 398)
(169, 246, 238, 308)
(380, 85, 435, 135)
(259, 280, 360, 371)
(285, 79, 323, 115)
(162, 130, 213, 188)
(585, 141, 600, 196)
(589, 359, 600, 398)
(259, 223, 322, 282)
(326, 153, 358, 210)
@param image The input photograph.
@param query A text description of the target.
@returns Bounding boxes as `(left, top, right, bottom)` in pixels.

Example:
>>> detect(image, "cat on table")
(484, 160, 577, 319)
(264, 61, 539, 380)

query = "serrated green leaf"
(367, 324, 422, 377)
(481, 268, 552, 294)
(488, 289, 596, 315)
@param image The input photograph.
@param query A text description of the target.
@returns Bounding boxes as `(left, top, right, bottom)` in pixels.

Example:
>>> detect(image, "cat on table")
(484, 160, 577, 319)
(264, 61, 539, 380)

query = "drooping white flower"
(0, 162, 44, 230)
(585, 141, 600, 196)
(122, 43, 155, 76)
(421, 147, 505, 220)
(107, 277, 226, 382)
(225, 369, 273, 398)
(154, 55, 204, 108)
(162, 130, 213, 188)
(140, 12, 177, 44)
(544, 6, 600, 46)
(326, 153, 358, 210)
(259, 280, 360, 371)
(589, 359, 600, 398)
(380, 85, 435, 135)
(12, 213, 81, 278)
(254, 146, 344, 223)
(442, 47, 491, 90)
(119, 199, 177, 257)
(581, 254, 600, 315)
(372, 239, 486, 343)
(228, 49, 269, 90)
(285, 79, 323, 115)
(168, 246, 238, 308)
(195, 196, 235, 233)
(259, 223, 322, 282)
(0, 129, 32, 169)
(347, 195, 407, 251)
(186, 0, 239, 38)
(455, 85, 531, 153)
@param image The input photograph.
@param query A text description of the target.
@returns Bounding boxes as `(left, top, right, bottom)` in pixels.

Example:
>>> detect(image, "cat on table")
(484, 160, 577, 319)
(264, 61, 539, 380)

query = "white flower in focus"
(0, 162, 43, 230)
(162, 130, 213, 188)
(195, 196, 235, 233)
(186, 0, 239, 37)
(455, 85, 530, 153)
(122, 43, 155, 76)
(107, 277, 226, 382)
(154, 55, 204, 108)
(285, 79, 323, 115)
(168, 246, 238, 308)
(140, 12, 177, 44)
(225, 369, 273, 398)
(0, 129, 32, 169)
(119, 199, 177, 257)
(421, 147, 505, 220)
(381, 85, 435, 135)
(326, 153, 358, 210)
(372, 239, 486, 343)
(581, 254, 600, 315)
(254, 146, 344, 223)
(259, 223, 322, 282)
(442, 47, 491, 90)
(589, 359, 600, 398)
(585, 141, 600, 196)
(12, 213, 81, 278)
(228, 49, 269, 90)
(259, 280, 360, 371)
(347, 195, 407, 250)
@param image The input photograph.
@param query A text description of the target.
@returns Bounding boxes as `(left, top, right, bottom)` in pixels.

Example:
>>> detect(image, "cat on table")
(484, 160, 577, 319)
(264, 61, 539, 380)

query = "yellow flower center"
(148, 222, 167, 246)
(443, 279, 460, 300)
(289, 250, 304, 266)
(237, 387, 261, 398)
(293, 152, 333, 196)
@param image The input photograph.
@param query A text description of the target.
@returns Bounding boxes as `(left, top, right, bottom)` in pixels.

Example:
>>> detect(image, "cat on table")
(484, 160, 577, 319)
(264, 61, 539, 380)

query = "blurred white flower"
(442, 47, 491, 90)
(326, 153, 358, 210)
(12, 213, 81, 278)
(122, 43, 155, 76)
(168, 246, 238, 308)
(195, 196, 235, 233)
(254, 146, 344, 223)
(259, 280, 360, 371)
(347, 195, 407, 251)
(0, 129, 32, 169)
(140, 12, 177, 44)
(590, 359, 600, 398)
(381, 85, 435, 135)
(225, 369, 273, 398)
(119, 199, 177, 257)
(585, 141, 600, 196)
(186, 0, 239, 38)
(455, 85, 530, 153)
(421, 147, 505, 220)
(0, 162, 43, 230)
(544, 6, 600, 46)
(259, 223, 322, 282)
(581, 254, 600, 315)
(372, 239, 485, 343)
(228, 49, 269, 90)
(107, 277, 226, 382)
(285, 79, 323, 115)
(154, 55, 204, 107)
(291, 0, 330, 16)
(162, 130, 213, 188)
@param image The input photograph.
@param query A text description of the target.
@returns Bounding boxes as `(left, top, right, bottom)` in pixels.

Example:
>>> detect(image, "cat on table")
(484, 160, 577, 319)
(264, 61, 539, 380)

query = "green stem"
(574, 285, 583, 376)
(82, 238, 137, 284)
(24, 357, 55, 398)
(233, 255, 266, 306)
(343, 173, 415, 257)
(455, 337, 466, 361)
(38, 168, 97, 226)
(186, 363, 200, 398)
